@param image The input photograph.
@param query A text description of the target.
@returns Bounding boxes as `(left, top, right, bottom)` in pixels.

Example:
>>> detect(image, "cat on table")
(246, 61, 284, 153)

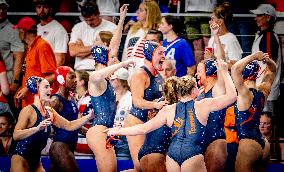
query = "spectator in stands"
(250, 4, 281, 115)
(33, 0, 69, 67)
(183, 0, 217, 64)
(122, 0, 161, 62)
(208, 2, 243, 69)
(0, 0, 24, 94)
(110, 68, 131, 159)
(159, 15, 196, 77)
(123, 0, 169, 33)
(69, 1, 117, 71)
(0, 112, 16, 155)
(75, 71, 93, 155)
(13, 17, 57, 108)
(96, 0, 120, 22)
(0, 54, 10, 114)
(259, 112, 284, 162)
(160, 59, 176, 80)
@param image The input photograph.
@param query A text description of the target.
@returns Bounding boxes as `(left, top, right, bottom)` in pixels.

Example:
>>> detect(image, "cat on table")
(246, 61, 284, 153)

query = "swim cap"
(143, 41, 158, 62)
(91, 45, 108, 65)
(55, 66, 71, 86)
(26, 76, 44, 94)
(205, 59, 217, 77)
(242, 60, 260, 80)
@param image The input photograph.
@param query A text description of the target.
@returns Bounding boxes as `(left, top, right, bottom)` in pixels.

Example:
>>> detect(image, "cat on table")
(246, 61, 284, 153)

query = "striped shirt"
(127, 37, 146, 59)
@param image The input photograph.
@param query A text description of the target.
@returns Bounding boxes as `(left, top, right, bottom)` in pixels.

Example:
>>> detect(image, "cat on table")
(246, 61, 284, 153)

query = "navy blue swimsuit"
(52, 94, 79, 151)
(91, 80, 116, 128)
(131, 67, 171, 160)
(168, 101, 205, 166)
(197, 88, 227, 148)
(235, 88, 266, 148)
(14, 104, 51, 171)
(130, 66, 163, 123)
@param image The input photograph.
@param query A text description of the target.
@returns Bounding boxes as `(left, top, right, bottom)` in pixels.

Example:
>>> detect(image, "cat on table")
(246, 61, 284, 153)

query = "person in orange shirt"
(13, 17, 57, 108)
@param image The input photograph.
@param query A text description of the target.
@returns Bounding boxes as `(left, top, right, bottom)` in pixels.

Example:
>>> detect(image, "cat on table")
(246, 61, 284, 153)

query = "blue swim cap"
(205, 59, 217, 77)
(91, 45, 108, 65)
(26, 76, 44, 94)
(143, 41, 158, 62)
(242, 60, 260, 80)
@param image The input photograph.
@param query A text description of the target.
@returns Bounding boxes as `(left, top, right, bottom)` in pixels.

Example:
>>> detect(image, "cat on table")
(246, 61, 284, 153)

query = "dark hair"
(80, 1, 100, 17)
(213, 2, 233, 26)
(163, 15, 182, 34)
(0, 112, 15, 126)
(27, 25, 38, 35)
(147, 29, 163, 42)
(33, 0, 57, 16)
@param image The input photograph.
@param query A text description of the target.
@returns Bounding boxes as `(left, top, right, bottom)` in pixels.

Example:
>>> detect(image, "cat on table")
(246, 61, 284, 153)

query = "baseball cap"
(0, 0, 9, 7)
(110, 68, 129, 81)
(250, 4, 276, 18)
(13, 17, 36, 31)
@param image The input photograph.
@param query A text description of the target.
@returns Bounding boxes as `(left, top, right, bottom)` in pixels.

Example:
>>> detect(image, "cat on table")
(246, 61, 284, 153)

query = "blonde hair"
(131, 0, 161, 34)
(164, 76, 179, 104)
(99, 31, 113, 47)
(178, 75, 196, 97)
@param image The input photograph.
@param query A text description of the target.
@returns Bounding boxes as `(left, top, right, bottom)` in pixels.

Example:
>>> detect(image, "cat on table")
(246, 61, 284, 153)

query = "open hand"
(37, 118, 52, 131)
(103, 127, 121, 136)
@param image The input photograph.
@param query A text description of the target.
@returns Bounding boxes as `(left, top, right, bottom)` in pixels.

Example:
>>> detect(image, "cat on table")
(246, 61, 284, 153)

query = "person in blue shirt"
(159, 15, 196, 77)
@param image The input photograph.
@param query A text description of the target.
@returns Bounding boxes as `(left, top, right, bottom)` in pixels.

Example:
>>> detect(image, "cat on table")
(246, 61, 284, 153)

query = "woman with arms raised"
(106, 59, 237, 171)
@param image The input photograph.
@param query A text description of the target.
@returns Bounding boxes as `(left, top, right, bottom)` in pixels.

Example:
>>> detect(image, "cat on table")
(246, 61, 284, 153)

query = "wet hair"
(178, 75, 196, 97)
(147, 29, 163, 42)
(98, 31, 113, 47)
(131, 0, 161, 34)
(76, 71, 89, 89)
(213, 2, 233, 26)
(80, 1, 100, 17)
(164, 76, 179, 104)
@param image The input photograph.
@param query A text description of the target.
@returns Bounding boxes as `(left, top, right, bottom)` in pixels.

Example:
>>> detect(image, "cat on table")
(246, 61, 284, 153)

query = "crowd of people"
(1, 0, 284, 172)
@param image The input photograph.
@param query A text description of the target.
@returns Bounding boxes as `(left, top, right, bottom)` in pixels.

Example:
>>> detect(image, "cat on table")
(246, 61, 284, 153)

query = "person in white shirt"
(33, 0, 69, 67)
(69, 1, 117, 71)
(208, 2, 243, 69)
(110, 68, 131, 159)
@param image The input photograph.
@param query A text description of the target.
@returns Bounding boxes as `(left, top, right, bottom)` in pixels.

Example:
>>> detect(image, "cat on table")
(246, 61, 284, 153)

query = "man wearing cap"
(0, 0, 24, 93)
(250, 4, 281, 114)
(69, 1, 117, 71)
(34, 0, 68, 67)
(14, 17, 57, 108)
